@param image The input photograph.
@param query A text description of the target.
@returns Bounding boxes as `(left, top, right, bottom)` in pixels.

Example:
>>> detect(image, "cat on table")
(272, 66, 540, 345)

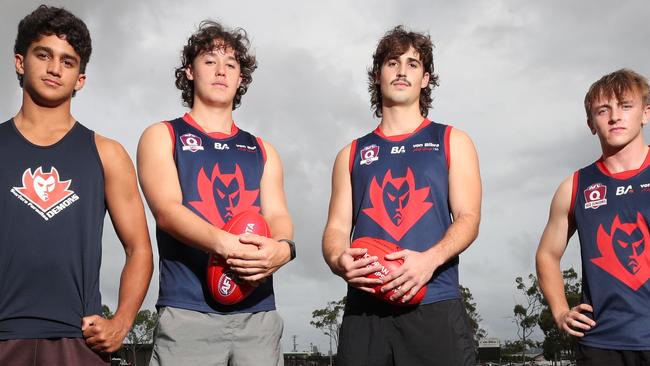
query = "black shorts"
(337, 298, 475, 366)
(0, 338, 110, 366)
(577, 344, 650, 366)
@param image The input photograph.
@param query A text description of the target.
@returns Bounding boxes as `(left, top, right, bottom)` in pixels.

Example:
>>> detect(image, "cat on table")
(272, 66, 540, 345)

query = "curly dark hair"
(367, 25, 439, 118)
(175, 20, 257, 109)
(14, 5, 92, 88)
(584, 68, 650, 122)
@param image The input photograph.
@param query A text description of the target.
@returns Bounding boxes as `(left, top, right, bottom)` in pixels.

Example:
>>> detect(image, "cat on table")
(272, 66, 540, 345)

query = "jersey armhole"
(256, 136, 267, 164)
(349, 139, 358, 174)
(444, 125, 452, 170)
(568, 171, 579, 221)
(164, 121, 175, 155)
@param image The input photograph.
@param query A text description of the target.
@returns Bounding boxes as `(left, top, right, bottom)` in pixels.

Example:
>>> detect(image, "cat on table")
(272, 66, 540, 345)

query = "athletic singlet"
(156, 113, 275, 314)
(348, 119, 459, 306)
(572, 151, 650, 350)
(0, 120, 105, 339)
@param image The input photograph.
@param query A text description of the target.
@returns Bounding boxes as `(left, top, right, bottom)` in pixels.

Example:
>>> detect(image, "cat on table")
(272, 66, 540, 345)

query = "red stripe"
(182, 113, 239, 139)
(164, 121, 175, 155)
(444, 125, 452, 170)
(569, 171, 579, 220)
(373, 118, 431, 142)
(349, 139, 358, 174)
(256, 136, 267, 163)
(595, 147, 650, 180)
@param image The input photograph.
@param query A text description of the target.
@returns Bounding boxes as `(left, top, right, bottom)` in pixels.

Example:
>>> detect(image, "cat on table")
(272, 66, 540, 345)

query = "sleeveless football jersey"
(0, 119, 105, 339)
(348, 119, 459, 306)
(156, 113, 275, 314)
(572, 152, 650, 350)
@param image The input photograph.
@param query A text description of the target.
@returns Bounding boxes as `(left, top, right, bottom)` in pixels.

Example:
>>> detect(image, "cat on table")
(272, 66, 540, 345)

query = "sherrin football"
(207, 211, 270, 305)
(351, 236, 426, 306)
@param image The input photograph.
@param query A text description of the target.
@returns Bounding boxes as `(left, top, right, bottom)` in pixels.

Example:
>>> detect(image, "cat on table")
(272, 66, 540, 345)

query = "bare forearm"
(155, 204, 231, 257)
(427, 211, 479, 263)
(266, 213, 293, 240)
(112, 245, 153, 331)
(536, 250, 570, 324)
(322, 227, 350, 275)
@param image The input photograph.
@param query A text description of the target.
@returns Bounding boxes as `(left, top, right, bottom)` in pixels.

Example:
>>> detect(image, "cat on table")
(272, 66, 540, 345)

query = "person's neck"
(189, 102, 235, 134)
(600, 136, 649, 173)
(13, 93, 76, 146)
(378, 104, 425, 136)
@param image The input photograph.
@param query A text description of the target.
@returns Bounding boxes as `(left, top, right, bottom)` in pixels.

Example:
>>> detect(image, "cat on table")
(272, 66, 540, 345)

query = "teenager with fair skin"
(138, 21, 293, 366)
(0, 6, 152, 365)
(537, 69, 650, 365)
(323, 26, 481, 365)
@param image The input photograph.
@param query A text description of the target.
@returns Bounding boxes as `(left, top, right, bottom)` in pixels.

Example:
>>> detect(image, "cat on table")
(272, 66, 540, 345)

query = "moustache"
(391, 78, 411, 86)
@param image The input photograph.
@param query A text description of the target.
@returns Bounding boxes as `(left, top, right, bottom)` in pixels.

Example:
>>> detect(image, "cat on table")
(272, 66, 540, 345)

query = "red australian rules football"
(207, 211, 271, 305)
(350, 237, 426, 306)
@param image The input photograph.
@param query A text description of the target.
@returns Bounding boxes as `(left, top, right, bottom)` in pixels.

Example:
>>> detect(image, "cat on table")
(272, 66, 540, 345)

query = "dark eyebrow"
(32, 45, 79, 64)
(32, 45, 53, 54)
(406, 57, 422, 65)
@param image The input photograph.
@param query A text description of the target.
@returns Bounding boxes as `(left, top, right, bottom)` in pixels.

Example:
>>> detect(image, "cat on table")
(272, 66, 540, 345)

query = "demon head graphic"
(189, 163, 259, 228)
(14, 167, 74, 212)
(592, 213, 650, 291)
(362, 167, 433, 241)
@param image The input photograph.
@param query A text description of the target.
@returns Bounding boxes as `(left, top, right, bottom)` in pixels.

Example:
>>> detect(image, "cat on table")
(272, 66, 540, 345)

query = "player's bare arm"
(322, 144, 383, 293)
(227, 140, 294, 281)
(382, 128, 482, 302)
(536, 174, 596, 337)
(137, 122, 252, 258)
(82, 134, 154, 353)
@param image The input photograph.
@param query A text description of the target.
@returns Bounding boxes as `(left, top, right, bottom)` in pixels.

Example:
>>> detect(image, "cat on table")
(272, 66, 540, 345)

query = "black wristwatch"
(278, 239, 296, 261)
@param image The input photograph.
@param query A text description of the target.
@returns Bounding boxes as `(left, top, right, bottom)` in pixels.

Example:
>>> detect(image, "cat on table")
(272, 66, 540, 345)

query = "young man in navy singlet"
(0, 5, 153, 365)
(537, 69, 650, 365)
(322, 26, 482, 366)
(138, 21, 294, 366)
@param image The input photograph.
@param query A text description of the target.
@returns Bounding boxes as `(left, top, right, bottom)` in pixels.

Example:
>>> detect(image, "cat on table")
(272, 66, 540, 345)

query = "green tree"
(459, 284, 487, 346)
(125, 309, 158, 366)
(538, 267, 581, 364)
(101, 305, 157, 366)
(513, 274, 542, 363)
(310, 296, 346, 361)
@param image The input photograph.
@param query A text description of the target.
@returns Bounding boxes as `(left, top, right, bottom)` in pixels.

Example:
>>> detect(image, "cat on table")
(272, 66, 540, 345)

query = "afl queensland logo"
(584, 183, 608, 209)
(180, 133, 204, 152)
(218, 270, 238, 296)
(360, 144, 380, 166)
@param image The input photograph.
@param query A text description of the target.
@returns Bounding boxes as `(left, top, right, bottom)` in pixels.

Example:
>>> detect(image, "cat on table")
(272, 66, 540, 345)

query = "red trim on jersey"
(164, 121, 175, 155)
(256, 136, 267, 163)
(182, 113, 239, 139)
(595, 147, 650, 180)
(349, 139, 358, 173)
(569, 171, 579, 220)
(373, 118, 431, 142)
(444, 125, 452, 169)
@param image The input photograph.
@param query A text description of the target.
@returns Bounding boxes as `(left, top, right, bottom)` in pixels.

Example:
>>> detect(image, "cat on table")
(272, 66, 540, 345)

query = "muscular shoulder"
(94, 133, 134, 175)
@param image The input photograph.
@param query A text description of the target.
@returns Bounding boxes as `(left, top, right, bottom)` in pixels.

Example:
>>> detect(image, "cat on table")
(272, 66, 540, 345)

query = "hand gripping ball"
(350, 236, 426, 306)
(207, 211, 270, 305)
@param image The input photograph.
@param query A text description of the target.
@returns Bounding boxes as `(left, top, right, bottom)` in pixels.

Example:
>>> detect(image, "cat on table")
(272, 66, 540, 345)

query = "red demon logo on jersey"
(189, 163, 259, 228)
(363, 167, 433, 241)
(592, 213, 650, 291)
(14, 167, 74, 212)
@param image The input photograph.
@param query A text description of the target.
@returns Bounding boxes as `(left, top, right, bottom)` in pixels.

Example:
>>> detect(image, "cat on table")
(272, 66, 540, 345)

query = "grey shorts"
(150, 306, 284, 366)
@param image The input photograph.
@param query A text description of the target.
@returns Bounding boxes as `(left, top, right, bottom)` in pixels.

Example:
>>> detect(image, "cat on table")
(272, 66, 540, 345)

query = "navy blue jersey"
(348, 119, 459, 307)
(0, 120, 105, 340)
(572, 152, 650, 350)
(156, 113, 275, 314)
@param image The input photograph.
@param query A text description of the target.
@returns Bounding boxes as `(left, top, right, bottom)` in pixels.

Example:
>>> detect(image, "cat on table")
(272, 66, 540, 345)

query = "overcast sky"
(2, 0, 649, 354)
